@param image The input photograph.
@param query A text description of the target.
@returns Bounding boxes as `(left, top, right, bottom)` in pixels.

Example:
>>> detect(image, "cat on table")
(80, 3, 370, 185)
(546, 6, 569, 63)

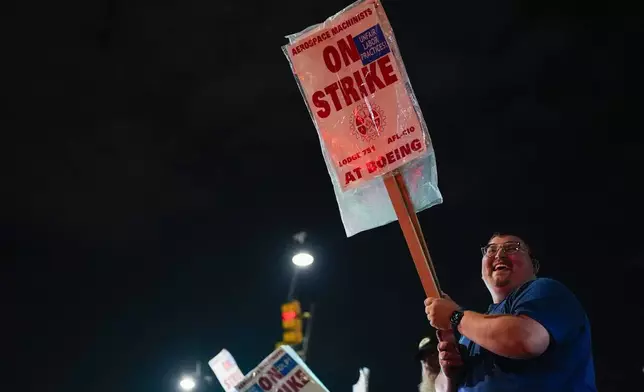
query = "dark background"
(5, 0, 643, 391)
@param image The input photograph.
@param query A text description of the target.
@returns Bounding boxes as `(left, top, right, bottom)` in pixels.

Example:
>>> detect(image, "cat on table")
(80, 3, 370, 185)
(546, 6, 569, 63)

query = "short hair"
(488, 232, 540, 274)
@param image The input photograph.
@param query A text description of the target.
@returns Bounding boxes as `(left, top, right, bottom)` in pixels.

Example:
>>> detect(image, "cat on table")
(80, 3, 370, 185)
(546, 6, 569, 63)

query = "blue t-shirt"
(457, 278, 596, 391)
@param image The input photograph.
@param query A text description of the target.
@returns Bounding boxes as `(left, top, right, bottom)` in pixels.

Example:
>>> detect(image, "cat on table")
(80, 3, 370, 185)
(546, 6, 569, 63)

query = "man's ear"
(532, 257, 540, 275)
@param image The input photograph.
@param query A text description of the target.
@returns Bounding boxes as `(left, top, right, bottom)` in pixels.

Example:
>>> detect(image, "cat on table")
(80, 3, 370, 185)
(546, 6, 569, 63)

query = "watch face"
(450, 310, 463, 325)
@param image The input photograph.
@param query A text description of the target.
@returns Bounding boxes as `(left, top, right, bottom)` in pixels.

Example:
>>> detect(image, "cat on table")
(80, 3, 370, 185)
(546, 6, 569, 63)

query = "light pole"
(286, 253, 315, 361)
(300, 303, 315, 362)
(284, 232, 316, 362)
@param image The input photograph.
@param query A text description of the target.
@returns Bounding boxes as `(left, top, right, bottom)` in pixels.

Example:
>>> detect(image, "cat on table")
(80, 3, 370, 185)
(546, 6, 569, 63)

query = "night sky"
(6, 0, 642, 391)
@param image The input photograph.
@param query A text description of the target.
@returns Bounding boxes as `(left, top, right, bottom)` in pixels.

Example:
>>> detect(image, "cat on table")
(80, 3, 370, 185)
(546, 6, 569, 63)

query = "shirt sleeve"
(510, 278, 586, 345)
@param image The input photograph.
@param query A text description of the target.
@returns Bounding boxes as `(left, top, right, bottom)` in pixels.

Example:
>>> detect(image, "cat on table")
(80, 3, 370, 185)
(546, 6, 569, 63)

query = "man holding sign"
(424, 233, 597, 391)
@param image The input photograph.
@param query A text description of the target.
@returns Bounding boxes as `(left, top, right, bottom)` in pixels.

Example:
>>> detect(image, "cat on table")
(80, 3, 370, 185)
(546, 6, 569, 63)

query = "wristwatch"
(450, 309, 465, 330)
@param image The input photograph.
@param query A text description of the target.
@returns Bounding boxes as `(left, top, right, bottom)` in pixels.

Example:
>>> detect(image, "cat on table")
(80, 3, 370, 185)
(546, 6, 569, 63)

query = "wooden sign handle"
(384, 171, 442, 298)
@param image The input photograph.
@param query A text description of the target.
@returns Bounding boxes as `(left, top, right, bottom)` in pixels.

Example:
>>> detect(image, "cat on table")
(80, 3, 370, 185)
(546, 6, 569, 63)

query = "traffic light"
(280, 300, 303, 345)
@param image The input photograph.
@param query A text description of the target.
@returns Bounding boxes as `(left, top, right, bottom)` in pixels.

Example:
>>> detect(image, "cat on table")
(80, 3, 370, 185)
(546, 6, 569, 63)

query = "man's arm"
(457, 311, 550, 359)
(457, 278, 587, 360)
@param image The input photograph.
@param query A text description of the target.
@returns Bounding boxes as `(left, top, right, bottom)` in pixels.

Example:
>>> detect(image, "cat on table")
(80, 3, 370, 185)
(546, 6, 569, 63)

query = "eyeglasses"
(480, 241, 525, 257)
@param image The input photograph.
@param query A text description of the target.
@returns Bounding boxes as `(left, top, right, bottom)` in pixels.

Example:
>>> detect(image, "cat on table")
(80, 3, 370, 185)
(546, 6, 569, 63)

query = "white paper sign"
(208, 349, 245, 392)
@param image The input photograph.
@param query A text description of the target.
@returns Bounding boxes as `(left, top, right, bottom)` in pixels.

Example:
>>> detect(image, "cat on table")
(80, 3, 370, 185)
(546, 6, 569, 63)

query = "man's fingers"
(440, 358, 462, 366)
(440, 359, 463, 368)
(424, 297, 439, 306)
(437, 330, 457, 344)
(440, 350, 464, 370)
(438, 341, 457, 352)
(440, 351, 461, 361)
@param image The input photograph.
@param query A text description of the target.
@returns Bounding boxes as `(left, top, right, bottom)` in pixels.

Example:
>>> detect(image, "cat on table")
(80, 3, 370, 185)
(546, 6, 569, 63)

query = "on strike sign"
(283, 0, 430, 190)
(234, 346, 329, 392)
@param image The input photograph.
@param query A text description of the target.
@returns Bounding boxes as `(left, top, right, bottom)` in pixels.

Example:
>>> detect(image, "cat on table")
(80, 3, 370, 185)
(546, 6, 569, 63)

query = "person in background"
(424, 233, 597, 392)
(416, 336, 441, 392)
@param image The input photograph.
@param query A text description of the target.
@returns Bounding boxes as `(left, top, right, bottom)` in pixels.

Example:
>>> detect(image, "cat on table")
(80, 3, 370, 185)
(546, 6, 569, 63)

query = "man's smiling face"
(481, 234, 535, 298)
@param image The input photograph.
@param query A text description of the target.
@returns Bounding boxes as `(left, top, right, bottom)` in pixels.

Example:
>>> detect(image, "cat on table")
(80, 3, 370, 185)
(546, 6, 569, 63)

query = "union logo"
(350, 103, 387, 143)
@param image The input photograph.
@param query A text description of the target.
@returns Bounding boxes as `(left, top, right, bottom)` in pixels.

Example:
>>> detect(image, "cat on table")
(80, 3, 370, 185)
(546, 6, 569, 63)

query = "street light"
(284, 251, 317, 362)
(179, 376, 196, 391)
(292, 252, 314, 267)
(282, 233, 317, 362)
(288, 252, 314, 300)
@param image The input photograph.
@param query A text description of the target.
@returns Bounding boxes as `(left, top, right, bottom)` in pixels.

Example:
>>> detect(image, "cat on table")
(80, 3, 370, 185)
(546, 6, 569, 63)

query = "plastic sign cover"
(282, 0, 443, 236)
(234, 346, 329, 392)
